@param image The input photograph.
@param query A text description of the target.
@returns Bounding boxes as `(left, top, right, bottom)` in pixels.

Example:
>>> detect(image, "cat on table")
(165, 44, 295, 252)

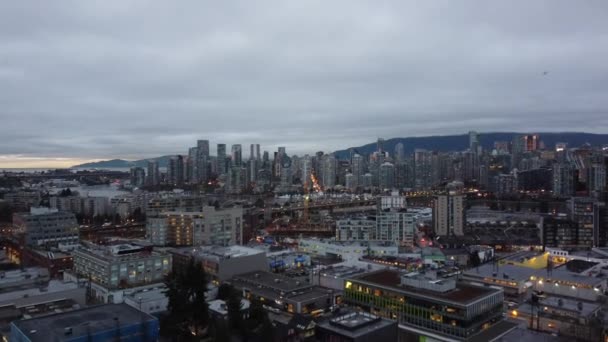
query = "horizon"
(2, 2, 608, 168)
(2, 130, 605, 169)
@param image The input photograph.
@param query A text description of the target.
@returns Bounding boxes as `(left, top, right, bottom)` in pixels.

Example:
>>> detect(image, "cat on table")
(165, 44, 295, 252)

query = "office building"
(336, 218, 376, 241)
(433, 194, 465, 236)
(301, 155, 313, 188)
(230, 271, 338, 315)
(10, 303, 159, 342)
(13, 208, 79, 247)
(2, 191, 41, 211)
(170, 245, 267, 283)
(72, 242, 171, 288)
(343, 269, 504, 341)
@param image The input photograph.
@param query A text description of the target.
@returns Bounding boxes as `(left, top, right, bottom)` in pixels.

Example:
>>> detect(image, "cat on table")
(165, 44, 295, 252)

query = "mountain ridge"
(72, 132, 608, 168)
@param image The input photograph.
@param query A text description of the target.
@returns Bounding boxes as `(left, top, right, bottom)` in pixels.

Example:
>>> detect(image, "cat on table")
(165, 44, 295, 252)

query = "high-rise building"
(197, 140, 210, 183)
(588, 161, 607, 194)
(377, 138, 385, 153)
(255, 144, 261, 161)
(553, 162, 575, 197)
(168, 155, 184, 186)
(414, 149, 433, 189)
(249, 144, 255, 161)
(395, 161, 412, 189)
(433, 193, 465, 236)
(197, 139, 210, 157)
(523, 134, 540, 152)
(321, 153, 337, 188)
(379, 162, 395, 189)
(469, 131, 479, 154)
(394, 142, 405, 162)
(351, 153, 364, 188)
(217, 143, 227, 175)
(129, 167, 145, 188)
(231, 144, 242, 167)
(188, 147, 199, 183)
(146, 160, 160, 186)
(301, 155, 313, 188)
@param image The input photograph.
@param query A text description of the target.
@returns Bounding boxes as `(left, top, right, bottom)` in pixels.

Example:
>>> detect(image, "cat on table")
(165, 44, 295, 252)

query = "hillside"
(72, 132, 608, 167)
(333, 132, 608, 159)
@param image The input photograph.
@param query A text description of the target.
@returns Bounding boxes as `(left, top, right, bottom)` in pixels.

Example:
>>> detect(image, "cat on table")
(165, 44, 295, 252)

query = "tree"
(469, 252, 481, 268)
(162, 259, 210, 340)
(226, 286, 245, 336)
(217, 283, 233, 301)
(254, 198, 265, 208)
(209, 318, 231, 342)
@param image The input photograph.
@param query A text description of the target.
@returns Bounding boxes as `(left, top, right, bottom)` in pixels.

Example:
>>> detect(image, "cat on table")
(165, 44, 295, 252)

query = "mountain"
(72, 132, 608, 168)
(72, 155, 174, 169)
(333, 132, 608, 159)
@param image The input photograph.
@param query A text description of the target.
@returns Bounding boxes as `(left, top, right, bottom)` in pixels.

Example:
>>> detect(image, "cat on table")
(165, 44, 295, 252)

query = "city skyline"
(1, 1, 608, 167)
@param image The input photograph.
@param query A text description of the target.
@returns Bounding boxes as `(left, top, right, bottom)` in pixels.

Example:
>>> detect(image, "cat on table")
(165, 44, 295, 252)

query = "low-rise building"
(344, 269, 505, 341)
(230, 271, 339, 315)
(12, 207, 79, 247)
(316, 311, 398, 342)
(170, 245, 267, 284)
(10, 303, 159, 342)
(72, 242, 171, 289)
(299, 238, 398, 261)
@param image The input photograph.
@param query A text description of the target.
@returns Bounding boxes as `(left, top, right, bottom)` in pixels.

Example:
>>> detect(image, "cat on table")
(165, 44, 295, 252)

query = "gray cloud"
(1, 1, 608, 162)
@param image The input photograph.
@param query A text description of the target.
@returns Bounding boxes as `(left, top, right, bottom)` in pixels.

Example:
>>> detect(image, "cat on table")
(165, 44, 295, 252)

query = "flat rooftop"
(12, 303, 156, 342)
(232, 271, 311, 293)
(352, 270, 500, 305)
(0, 280, 79, 304)
(124, 285, 167, 302)
(318, 311, 396, 338)
(171, 245, 263, 259)
(0, 268, 49, 287)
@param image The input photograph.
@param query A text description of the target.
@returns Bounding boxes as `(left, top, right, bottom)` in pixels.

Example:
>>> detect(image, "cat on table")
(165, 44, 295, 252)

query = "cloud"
(0, 0, 607, 166)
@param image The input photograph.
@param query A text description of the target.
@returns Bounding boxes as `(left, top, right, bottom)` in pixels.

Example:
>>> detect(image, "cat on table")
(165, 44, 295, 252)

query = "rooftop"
(0, 280, 79, 304)
(232, 271, 311, 293)
(12, 303, 156, 342)
(208, 299, 250, 316)
(0, 268, 49, 288)
(124, 285, 167, 303)
(171, 245, 263, 260)
(352, 269, 500, 305)
(318, 311, 396, 338)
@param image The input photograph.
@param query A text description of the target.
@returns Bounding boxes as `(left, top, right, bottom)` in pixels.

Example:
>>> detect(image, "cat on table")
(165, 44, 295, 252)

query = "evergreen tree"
(162, 259, 209, 340)
(226, 286, 245, 335)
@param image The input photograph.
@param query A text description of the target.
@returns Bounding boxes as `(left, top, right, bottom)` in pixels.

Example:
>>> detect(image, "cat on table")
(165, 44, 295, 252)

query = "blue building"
(10, 303, 159, 342)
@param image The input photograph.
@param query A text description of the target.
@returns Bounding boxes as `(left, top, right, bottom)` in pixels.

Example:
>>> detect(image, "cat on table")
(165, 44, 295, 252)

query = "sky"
(1, 1, 608, 168)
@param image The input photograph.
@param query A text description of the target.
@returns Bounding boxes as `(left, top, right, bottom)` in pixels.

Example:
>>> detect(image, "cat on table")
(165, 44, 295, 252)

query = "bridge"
(79, 222, 146, 241)
(1, 170, 130, 180)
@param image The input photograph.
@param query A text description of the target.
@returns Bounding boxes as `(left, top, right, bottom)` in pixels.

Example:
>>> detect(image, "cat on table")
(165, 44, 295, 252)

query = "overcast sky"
(1, 1, 608, 167)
